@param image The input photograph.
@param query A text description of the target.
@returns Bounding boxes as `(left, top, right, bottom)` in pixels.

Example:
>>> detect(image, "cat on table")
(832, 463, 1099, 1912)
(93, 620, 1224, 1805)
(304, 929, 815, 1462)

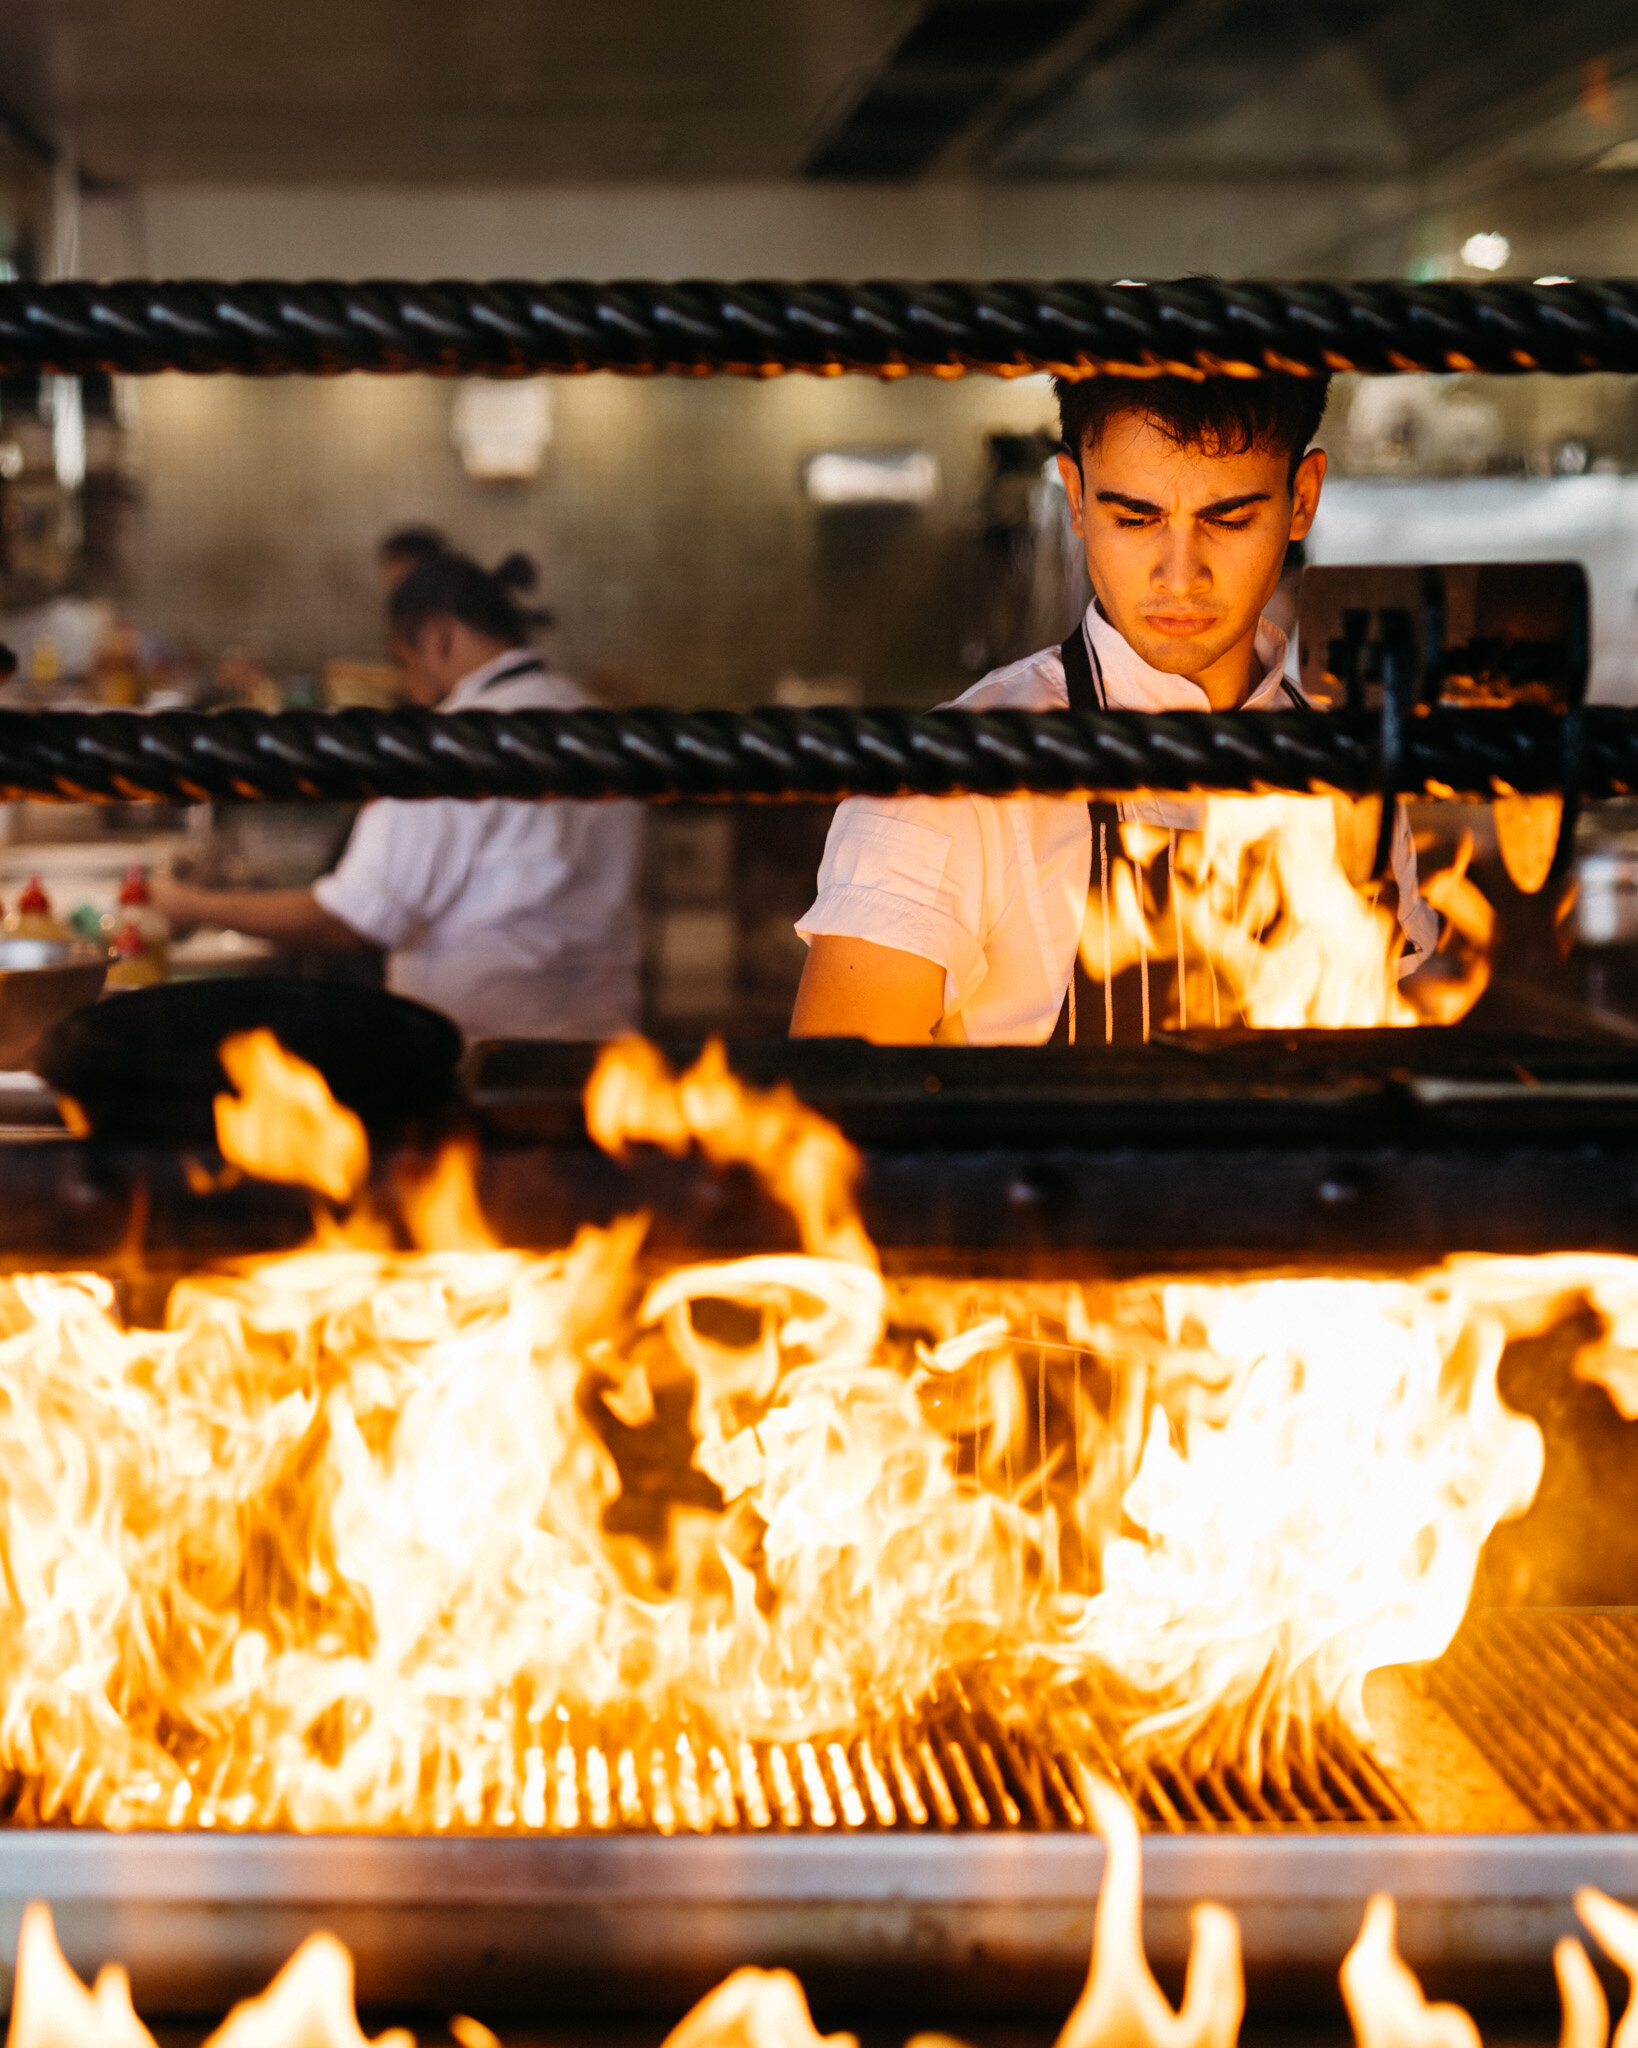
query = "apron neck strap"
(1060, 619, 1104, 711)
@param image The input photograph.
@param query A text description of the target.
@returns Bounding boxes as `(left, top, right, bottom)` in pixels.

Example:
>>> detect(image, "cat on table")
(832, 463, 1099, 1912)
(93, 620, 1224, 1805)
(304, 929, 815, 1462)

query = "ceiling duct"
(805, 0, 1095, 179)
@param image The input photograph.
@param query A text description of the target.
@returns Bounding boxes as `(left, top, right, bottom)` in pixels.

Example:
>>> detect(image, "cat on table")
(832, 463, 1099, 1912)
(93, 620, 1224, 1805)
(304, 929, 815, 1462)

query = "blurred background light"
(1461, 231, 1512, 271)
(802, 448, 940, 508)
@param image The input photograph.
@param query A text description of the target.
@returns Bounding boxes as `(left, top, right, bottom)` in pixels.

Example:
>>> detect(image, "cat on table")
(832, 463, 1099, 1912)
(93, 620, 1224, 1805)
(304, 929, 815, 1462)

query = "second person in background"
(155, 550, 643, 1044)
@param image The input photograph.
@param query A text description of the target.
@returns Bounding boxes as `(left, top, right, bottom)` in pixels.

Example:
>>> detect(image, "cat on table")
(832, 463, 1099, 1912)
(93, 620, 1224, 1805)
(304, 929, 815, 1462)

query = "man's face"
(1056, 411, 1325, 696)
(391, 619, 460, 707)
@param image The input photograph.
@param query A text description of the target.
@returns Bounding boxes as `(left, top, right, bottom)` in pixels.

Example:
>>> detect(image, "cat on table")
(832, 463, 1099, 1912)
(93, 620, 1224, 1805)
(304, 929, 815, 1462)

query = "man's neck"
(1192, 625, 1264, 711)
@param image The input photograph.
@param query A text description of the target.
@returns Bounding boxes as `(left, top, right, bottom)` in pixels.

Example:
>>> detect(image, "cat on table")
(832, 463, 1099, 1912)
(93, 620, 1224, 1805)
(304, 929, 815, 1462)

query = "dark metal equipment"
(14, 1027, 1638, 1263)
(32, 976, 460, 1144)
(465, 1031, 1638, 1263)
(1300, 564, 1590, 717)
(0, 561, 1592, 809)
(2, 277, 1638, 380)
(0, 697, 1627, 807)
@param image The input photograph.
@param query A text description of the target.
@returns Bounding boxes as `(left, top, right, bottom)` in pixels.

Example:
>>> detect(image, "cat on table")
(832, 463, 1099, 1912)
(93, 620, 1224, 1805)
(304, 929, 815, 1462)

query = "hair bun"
(494, 551, 538, 593)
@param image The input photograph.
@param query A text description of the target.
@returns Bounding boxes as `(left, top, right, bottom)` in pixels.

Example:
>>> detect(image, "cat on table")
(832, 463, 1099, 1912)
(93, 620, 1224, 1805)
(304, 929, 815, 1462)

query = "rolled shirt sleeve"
(312, 798, 480, 950)
(796, 797, 989, 1015)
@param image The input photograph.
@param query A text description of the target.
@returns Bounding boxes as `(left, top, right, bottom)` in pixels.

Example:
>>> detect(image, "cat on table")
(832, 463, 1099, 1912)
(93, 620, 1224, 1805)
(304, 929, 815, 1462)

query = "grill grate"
(1428, 1610, 1638, 1829)
(25, 1613, 1638, 1837)
(0, 1694, 1412, 1837)
(468, 1709, 1411, 1836)
(1121, 1719, 1412, 1833)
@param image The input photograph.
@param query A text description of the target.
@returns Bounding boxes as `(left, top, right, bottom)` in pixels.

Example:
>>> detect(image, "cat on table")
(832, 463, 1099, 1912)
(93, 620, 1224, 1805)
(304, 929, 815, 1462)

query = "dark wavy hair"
(387, 550, 549, 646)
(1055, 372, 1332, 487)
(378, 524, 450, 573)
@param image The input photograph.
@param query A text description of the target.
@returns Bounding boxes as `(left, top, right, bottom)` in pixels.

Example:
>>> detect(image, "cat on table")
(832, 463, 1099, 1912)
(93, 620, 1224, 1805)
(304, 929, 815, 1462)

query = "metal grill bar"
(2, 1699, 1406, 1837)
(3, 277, 1637, 380)
(0, 700, 1615, 807)
(1428, 1611, 1638, 1829)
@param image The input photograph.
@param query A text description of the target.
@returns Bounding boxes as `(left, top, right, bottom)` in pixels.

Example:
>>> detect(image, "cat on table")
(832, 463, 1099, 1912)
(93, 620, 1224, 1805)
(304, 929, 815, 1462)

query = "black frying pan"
(34, 977, 462, 1146)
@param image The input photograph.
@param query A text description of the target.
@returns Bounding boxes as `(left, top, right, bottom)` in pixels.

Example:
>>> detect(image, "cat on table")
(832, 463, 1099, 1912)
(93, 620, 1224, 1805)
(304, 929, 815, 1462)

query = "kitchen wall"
(118, 367, 1069, 706)
(79, 174, 1414, 281)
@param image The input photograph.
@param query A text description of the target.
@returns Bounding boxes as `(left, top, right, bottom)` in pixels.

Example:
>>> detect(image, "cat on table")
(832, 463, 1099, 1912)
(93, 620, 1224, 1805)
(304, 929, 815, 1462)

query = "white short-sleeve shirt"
(313, 649, 642, 1044)
(795, 605, 1435, 1045)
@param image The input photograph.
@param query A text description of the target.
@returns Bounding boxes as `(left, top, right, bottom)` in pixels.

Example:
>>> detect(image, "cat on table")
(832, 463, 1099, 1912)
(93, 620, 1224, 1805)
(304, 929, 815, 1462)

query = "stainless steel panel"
(0, 1832, 1632, 2021)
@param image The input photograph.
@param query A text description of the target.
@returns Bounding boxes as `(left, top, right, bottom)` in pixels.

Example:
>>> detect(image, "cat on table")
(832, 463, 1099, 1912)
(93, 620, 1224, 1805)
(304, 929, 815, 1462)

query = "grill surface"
(0, 1690, 1412, 1838)
(515, 1697, 1416, 1837)
(1429, 1610, 1638, 1829)
(5, 1617, 1638, 2018)
(1123, 1719, 1412, 1833)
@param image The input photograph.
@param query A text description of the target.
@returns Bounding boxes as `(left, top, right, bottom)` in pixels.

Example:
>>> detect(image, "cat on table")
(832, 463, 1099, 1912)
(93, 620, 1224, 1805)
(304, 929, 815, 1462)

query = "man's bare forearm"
(151, 879, 373, 952)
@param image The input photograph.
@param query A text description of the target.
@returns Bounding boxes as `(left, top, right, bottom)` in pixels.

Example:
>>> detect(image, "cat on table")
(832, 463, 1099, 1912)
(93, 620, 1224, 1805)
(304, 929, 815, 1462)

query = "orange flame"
(1340, 1886, 1638, 2048)
(1058, 1774, 1243, 2048)
(0, 1032, 1576, 1830)
(5, 1904, 156, 2048)
(214, 1030, 369, 1206)
(1078, 800, 1490, 1033)
(660, 1969, 856, 2048)
(205, 1936, 412, 2048)
(3, 1909, 412, 2048)
(1067, 1273, 1543, 1771)
(400, 1137, 500, 1252)
(1341, 1899, 1482, 2048)
(586, 1037, 875, 1267)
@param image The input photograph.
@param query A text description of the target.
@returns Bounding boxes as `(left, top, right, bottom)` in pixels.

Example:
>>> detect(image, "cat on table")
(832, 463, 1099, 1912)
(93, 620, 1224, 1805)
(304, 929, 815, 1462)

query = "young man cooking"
(790, 372, 1434, 1045)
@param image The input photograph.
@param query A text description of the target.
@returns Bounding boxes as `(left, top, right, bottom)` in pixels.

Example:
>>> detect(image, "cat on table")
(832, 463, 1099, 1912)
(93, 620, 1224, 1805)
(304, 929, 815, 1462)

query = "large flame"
(6, 1904, 155, 2048)
(585, 1036, 875, 1267)
(0, 1032, 1590, 1831)
(1077, 800, 1490, 1033)
(215, 1030, 369, 1205)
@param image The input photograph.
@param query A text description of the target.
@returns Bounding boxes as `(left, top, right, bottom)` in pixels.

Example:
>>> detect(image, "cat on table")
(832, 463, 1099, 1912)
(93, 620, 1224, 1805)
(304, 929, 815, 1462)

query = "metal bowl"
(0, 937, 108, 1070)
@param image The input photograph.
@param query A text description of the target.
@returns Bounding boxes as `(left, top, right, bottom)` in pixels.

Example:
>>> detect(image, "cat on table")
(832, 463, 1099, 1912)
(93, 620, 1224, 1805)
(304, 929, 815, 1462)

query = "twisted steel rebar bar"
(0, 703, 1612, 805)
(1, 277, 1636, 379)
(0, 277, 1623, 810)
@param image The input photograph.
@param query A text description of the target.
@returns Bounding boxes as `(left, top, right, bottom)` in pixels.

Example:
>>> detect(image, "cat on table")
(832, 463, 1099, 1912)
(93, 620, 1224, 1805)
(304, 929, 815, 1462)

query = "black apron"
(1049, 623, 1313, 1046)
(1050, 620, 1166, 1047)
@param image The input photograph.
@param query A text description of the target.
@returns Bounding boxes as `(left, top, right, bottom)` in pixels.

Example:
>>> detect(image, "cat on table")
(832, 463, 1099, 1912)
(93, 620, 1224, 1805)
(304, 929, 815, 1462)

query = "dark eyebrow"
(1197, 492, 1271, 516)
(1092, 489, 1272, 517)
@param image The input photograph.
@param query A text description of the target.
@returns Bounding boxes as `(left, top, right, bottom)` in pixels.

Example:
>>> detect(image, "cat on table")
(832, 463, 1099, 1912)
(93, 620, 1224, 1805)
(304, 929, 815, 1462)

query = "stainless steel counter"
(3, 1830, 1632, 2022)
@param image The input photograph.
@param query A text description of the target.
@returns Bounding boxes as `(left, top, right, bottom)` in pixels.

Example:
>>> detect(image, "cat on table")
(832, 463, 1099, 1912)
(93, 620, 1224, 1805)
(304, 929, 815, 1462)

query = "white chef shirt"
(314, 649, 642, 1043)
(796, 603, 1436, 1045)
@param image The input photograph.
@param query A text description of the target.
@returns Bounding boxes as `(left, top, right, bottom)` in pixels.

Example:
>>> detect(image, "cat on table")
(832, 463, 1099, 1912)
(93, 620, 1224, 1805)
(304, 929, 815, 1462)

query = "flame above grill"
(1076, 799, 1491, 1034)
(0, 1034, 1619, 1835)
